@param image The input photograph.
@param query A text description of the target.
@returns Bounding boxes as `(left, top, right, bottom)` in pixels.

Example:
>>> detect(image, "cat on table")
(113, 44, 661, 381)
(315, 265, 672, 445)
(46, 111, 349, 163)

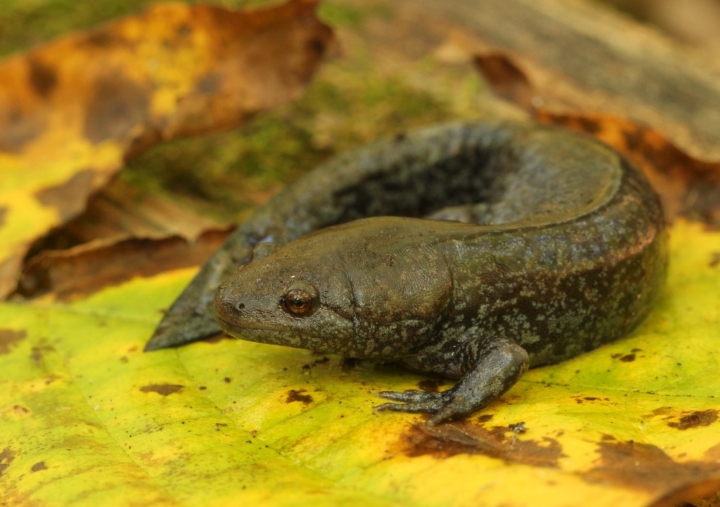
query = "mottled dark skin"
(146, 121, 667, 425)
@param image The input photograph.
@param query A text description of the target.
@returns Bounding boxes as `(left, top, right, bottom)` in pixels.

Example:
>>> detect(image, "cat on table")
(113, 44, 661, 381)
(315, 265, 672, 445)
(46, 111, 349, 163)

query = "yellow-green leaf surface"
(1, 220, 719, 506)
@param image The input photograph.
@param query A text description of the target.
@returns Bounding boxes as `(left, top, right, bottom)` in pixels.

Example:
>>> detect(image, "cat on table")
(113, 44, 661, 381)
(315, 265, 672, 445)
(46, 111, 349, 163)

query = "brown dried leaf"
(31, 179, 223, 254)
(18, 227, 232, 300)
(0, 0, 336, 298)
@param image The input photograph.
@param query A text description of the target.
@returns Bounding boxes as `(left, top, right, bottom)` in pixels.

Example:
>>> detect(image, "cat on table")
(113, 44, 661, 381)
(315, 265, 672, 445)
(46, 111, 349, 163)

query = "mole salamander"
(147, 121, 667, 425)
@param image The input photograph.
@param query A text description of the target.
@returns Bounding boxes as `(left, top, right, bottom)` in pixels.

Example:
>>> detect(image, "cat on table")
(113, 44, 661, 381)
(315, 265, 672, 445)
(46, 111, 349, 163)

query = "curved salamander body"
(149, 121, 667, 425)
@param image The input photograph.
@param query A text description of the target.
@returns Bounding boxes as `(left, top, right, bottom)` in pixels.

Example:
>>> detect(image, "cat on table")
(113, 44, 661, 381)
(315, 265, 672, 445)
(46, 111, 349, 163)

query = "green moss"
(317, 2, 392, 28)
(0, 0, 155, 57)
(123, 67, 458, 224)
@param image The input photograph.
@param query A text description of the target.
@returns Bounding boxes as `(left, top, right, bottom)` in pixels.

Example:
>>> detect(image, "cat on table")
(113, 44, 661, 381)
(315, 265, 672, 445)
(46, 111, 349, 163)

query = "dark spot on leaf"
(611, 352, 636, 362)
(398, 421, 564, 467)
(0, 106, 44, 153)
(286, 389, 313, 405)
(119, 356, 128, 364)
(0, 207, 6, 227)
(306, 36, 326, 57)
(35, 170, 98, 221)
(0, 329, 26, 355)
(584, 439, 720, 494)
(668, 410, 718, 431)
(83, 72, 149, 144)
(601, 434, 616, 441)
(341, 357, 361, 371)
(195, 73, 221, 95)
(710, 252, 720, 268)
(418, 378, 443, 393)
(177, 23, 192, 37)
(81, 30, 120, 48)
(13, 405, 30, 417)
(301, 357, 331, 371)
(140, 384, 184, 396)
(477, 414, 493, 423)
(31, 461, 47, 472)
(30, 345, 53, 365)
(648, 406, 674, 418)
(0, 448, 16, 477)
(224, 377, 231, 383)
(27, 57, 57, 97)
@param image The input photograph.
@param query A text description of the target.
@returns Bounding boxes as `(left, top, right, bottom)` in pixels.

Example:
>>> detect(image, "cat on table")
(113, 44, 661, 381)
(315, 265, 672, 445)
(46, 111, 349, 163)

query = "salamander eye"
(281, 284, 318, 317)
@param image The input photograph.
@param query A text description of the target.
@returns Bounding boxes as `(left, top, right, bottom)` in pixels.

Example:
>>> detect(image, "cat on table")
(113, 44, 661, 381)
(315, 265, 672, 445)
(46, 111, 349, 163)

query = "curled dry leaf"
(18, 227, 232, 300)
(472, 52, 720, 229)
(17, 179, 230, 299)
(0, 0, 336, 298)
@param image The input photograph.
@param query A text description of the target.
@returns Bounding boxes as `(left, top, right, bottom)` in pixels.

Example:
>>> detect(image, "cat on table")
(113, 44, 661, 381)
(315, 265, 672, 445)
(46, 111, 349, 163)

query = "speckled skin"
(147, 121, 667, 425)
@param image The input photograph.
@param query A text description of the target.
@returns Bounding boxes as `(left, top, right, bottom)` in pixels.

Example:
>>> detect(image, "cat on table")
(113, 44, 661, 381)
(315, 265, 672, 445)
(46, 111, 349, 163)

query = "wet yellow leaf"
(0, 220, 718, 506)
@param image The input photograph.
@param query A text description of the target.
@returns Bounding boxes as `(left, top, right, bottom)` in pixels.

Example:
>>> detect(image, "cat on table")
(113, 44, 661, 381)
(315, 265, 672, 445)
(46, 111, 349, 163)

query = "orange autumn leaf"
(0, 0, 336, 298)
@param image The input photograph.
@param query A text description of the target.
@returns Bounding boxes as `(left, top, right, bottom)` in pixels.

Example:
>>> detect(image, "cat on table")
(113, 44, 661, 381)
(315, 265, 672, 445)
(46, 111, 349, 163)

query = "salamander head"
(214, 237, 356, 354)
(214, 217, 454, 358)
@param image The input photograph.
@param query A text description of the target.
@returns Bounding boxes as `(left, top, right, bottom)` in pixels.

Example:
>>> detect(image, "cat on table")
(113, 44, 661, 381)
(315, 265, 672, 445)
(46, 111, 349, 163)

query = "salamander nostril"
(237, 303, 245, 310)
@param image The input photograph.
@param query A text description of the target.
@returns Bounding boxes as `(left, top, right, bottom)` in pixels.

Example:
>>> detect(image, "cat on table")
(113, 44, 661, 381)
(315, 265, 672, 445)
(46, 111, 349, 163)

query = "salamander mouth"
(215, 315, 278, 339)
(215, 314, 319, 351)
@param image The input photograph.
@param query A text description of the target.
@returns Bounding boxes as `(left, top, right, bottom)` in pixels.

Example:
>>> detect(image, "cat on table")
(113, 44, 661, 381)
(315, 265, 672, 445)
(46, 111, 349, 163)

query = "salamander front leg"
(375, 338, 529, 425)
